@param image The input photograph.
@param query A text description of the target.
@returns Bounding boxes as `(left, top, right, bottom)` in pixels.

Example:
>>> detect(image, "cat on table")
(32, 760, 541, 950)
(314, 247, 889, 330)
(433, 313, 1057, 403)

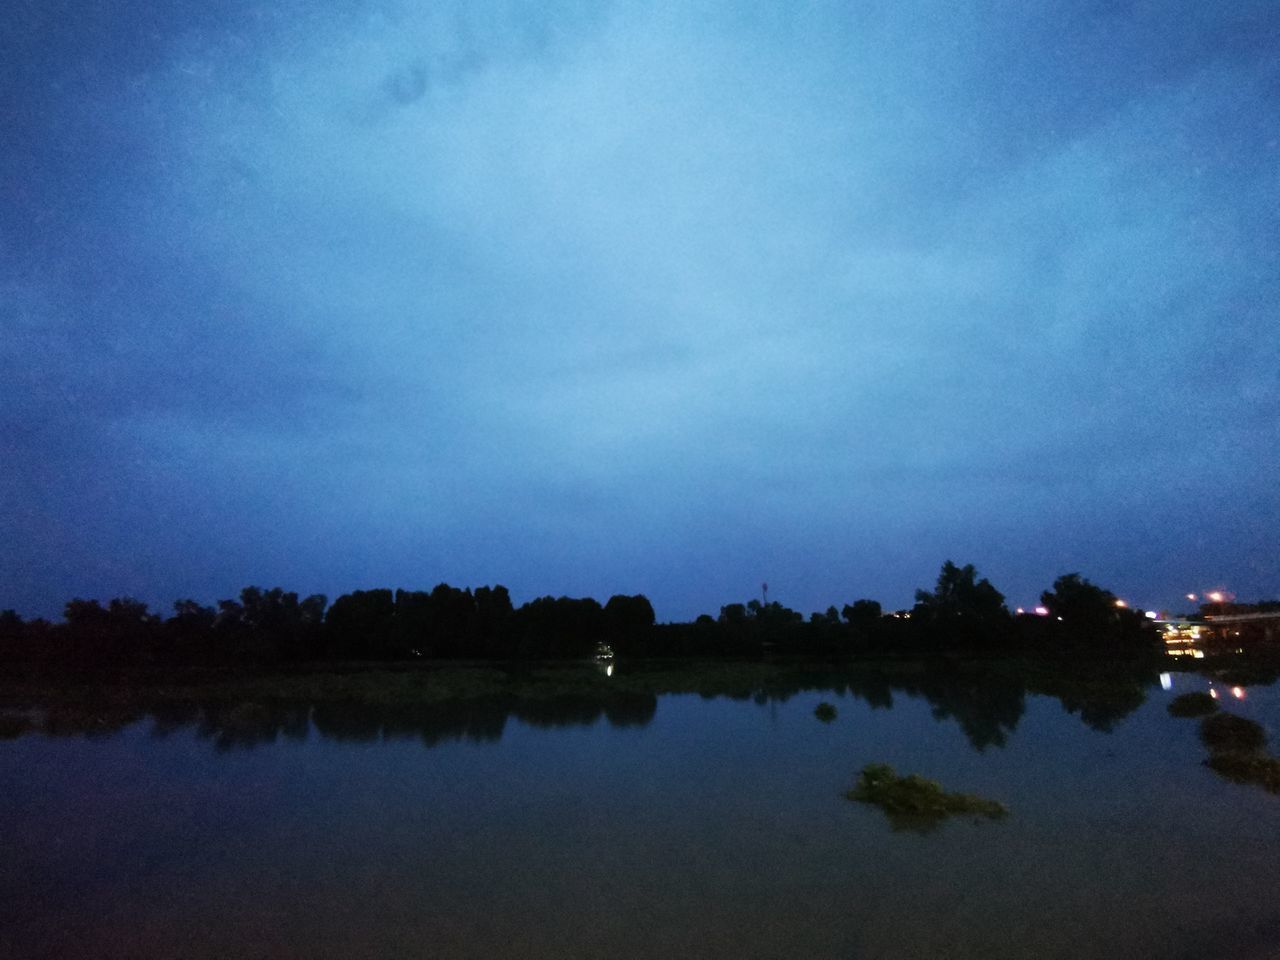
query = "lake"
(3, 660, 1278, 959)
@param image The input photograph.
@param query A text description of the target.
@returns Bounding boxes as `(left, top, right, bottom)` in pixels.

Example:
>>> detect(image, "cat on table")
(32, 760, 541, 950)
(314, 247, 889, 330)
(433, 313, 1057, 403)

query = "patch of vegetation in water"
(847, 763, 1008, 833)
(1199, 712, 1267, 753)
(814, 702, 837, 723)
(1204, 751, 1280, 794)
(1168, 691, 1218, 718)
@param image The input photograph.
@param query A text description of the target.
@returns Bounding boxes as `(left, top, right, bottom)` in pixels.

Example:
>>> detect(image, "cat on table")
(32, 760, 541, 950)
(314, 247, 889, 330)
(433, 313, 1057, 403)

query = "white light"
(1207, 591, 1224, 603)
(1231, 686, 1246, 700)
(1159, 673, 1172, 691)
(1015, 607, 1025, 615)
(1145, 610, 1158, 619)
(1034, 606, 1049, 616)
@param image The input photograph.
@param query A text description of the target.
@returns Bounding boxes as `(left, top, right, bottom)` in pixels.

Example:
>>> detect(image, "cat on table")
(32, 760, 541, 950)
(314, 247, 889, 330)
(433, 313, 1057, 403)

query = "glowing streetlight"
(1186, 593, 1197, 601)
(1207, 591, 1224, 603)
(1114, 599, 1127, 608)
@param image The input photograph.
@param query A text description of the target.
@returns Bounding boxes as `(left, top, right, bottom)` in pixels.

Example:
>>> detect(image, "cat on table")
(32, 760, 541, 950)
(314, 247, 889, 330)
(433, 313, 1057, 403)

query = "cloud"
(2, 0, 1277, 617)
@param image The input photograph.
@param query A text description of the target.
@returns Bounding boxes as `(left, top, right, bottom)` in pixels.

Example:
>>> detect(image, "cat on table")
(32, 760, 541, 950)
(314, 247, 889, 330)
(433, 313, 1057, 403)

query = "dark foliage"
(1167, 691, 1218, 718)
(0, 561, 1167, 674)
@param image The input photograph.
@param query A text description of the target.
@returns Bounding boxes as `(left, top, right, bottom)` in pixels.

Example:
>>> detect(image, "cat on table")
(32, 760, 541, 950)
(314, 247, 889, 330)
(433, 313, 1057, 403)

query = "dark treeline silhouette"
(0, 562, 1169, 676)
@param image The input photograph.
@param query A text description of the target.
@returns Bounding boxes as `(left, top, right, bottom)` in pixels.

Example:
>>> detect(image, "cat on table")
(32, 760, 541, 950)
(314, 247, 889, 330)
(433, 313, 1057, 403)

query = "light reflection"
(1160, 673, 1172, 691)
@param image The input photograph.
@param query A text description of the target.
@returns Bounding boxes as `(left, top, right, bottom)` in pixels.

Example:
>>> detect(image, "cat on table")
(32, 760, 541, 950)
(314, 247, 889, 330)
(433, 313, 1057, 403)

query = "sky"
(2, 0, 1278, 621)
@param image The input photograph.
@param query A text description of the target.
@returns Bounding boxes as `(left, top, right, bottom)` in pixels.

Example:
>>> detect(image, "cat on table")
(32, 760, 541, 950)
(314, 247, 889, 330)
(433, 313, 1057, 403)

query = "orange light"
(1114, 599, 1127, 608)
(1207, 591, 1224, 603)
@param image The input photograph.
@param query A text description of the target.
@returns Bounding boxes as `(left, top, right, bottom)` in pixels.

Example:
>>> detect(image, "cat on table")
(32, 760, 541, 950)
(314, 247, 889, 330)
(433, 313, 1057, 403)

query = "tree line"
(0, 561, 1165, 675)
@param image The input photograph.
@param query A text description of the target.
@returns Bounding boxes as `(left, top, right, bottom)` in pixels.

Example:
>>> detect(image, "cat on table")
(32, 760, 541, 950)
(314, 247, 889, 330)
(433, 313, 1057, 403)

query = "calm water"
(3, 663, 1279, 959)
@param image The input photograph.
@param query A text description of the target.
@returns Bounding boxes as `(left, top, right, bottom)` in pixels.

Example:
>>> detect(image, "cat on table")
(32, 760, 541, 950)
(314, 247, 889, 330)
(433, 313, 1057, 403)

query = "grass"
(847, 763, 1007, 833)
(1167, 691, 1218, 718)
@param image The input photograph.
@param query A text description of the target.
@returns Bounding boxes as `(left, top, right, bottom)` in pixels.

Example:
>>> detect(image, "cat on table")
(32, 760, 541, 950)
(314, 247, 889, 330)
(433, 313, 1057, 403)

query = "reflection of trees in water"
(125, 692, 660, 751)
(1025, 663, 1154, 734)
(311, 701, 511, 747)
(196, 702, 311, 752)
(919, 676, 1026, 751)
(2, 659, 1171, 752)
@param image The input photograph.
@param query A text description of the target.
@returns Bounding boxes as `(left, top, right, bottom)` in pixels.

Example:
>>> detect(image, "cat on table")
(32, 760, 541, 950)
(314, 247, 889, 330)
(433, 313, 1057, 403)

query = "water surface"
(3, 662, 1278, 959)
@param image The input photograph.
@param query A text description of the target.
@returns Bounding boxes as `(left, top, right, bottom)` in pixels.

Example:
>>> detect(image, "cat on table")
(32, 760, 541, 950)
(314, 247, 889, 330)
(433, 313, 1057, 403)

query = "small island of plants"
(846, 763, 1008, 832)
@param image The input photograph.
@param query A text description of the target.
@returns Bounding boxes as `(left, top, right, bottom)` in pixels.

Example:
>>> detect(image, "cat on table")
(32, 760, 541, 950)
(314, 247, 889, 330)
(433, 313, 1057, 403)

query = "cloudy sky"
(3, 0, 1277, 620)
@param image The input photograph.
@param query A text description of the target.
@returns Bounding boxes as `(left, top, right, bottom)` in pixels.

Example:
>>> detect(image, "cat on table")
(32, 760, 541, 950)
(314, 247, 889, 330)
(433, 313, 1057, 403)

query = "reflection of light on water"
(1231, 686, 1246, 700)
(1160, 673, 1172, 691)
(1165, 647, 1205, 659)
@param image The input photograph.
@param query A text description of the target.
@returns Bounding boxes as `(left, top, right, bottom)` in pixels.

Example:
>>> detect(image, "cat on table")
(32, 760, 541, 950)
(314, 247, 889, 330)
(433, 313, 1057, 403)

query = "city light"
(1186, 593, 1197, 601)
(1034, 606, 1049, 616)
(1231, 686, 1246, 700)
(1144, 610, 1158, 619)
(1207, 591, 1224, 603)
(1114, 599, 1127, 608)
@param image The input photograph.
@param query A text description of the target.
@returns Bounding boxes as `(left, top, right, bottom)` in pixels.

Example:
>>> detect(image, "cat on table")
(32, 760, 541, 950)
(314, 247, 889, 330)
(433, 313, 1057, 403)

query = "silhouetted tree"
(512, 596, 605, 658)
(1039, 573, 1154, 650)
(842, 599, 882, 628)
(326, 589, 397, 659)
(913, 561, 1011, 646)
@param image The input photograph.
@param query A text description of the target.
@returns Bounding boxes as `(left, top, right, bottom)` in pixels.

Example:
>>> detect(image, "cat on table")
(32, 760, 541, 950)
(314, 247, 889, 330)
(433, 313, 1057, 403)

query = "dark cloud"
(2, 0, 1277, 618)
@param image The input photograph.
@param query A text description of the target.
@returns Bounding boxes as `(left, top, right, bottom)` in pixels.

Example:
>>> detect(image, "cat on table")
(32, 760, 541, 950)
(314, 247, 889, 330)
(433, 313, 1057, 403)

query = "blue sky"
(3, 0, 1278, 620)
